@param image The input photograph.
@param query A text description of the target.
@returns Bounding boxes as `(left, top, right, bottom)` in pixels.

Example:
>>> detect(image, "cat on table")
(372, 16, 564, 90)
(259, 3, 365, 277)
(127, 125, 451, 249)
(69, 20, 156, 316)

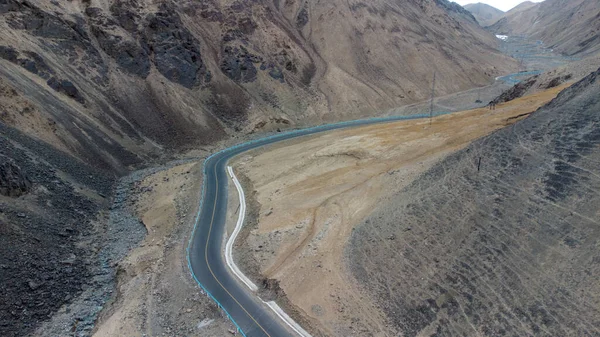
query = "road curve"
(186, 112, 454, 336)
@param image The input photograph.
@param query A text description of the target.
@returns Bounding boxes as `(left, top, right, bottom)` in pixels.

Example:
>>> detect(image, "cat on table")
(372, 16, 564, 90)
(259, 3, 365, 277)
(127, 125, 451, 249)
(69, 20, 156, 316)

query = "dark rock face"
(109, 39, 150, 78)
(296, 5, 309, 28)
(0, 45, 17, 62)
(300, 63, 316, 86)
(238, 17, 257, 35)
(268, 66, 285, 83)
(4, 2, 209, 89)
(109, 0, 142, 33)
(0, 124, 114, 337)
(86, 8, 150, 78)
(491, 76, 538, 104)
(222, 28, 242, 42)
(220, 45, 261, 83)
(0, 46, 55, 80)
(18, 51, 54, 79)
(0, 0, 19, 13)
(0, 46, 83, 103)
(6, 4, 78, 40)
(4, 0, 109, 85)
(0, 155, 31, 197)
(47, 77, 85, 104)
(142, 7, 210, 88)
(492, 73, 574, 105)
(199, 8, 224, 22)
(434, 0, 477, 22)
(545, 74, 572, 89)
(89, 3, 210, 86)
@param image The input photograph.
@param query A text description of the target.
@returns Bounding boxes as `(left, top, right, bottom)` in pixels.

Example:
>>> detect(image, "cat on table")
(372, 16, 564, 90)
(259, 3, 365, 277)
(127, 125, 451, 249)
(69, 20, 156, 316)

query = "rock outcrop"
(0, 0, 516, 174)
(0, 155, 31, 197)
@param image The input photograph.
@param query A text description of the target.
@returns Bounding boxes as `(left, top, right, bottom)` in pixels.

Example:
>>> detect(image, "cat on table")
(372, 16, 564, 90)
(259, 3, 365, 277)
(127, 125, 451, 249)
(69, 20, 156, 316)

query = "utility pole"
(519, 57, 525, 72)
(429, 71, 436, 126)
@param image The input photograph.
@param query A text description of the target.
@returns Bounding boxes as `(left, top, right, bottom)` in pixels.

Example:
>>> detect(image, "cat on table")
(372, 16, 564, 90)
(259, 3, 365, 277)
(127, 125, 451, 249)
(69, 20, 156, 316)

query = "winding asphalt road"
(186, 110, 479, 336)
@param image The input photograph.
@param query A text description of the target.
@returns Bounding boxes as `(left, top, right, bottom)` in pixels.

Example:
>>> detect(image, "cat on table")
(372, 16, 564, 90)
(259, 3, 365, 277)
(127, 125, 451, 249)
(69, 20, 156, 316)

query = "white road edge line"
(227, 166, 313, 337)
(226, 166, 258, 292)
(262, 300, 313, 337)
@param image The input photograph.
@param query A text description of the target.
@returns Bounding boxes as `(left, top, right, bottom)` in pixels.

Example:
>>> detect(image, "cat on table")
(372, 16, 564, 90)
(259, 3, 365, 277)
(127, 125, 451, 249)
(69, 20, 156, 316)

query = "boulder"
(0, 156, 32, 197)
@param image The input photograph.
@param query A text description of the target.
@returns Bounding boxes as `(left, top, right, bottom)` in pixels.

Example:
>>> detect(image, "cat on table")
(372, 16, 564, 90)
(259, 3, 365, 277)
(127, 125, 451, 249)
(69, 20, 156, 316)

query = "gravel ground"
(0, 115, 222, 337)
(33, 168, 150, 336)
(0, 122, 113, 337)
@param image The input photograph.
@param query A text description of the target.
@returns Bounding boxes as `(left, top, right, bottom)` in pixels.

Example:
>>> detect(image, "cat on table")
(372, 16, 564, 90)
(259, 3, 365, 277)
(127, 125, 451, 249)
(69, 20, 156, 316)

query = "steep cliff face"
(0, 0, 515, 172)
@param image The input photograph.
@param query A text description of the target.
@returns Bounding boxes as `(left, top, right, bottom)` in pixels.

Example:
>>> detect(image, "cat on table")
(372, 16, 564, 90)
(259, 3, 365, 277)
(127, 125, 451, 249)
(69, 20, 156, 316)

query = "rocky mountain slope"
(489, 0, 600, 56)
(0, 0, 517, 336)
(0, 121, 117, 337)
(463, 2, 504, 26)
(0, 0, 516, 172)
(350, 67, 600, 336)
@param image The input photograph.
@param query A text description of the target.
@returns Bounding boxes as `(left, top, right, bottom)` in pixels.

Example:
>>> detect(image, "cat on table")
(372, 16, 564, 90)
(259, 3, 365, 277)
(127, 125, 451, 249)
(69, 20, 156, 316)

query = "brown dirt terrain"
(232, 83, 571, 336)
(350, 68, 600, 336)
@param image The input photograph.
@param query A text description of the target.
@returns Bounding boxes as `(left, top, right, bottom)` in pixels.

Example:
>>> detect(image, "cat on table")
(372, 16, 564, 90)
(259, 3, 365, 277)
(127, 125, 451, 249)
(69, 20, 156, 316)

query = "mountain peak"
(463, 2, 505, 26)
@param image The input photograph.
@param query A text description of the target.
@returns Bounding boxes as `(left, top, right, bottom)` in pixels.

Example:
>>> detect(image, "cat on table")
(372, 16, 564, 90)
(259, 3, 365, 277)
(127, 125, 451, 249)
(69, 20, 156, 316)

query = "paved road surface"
(186, 111, 468, 336)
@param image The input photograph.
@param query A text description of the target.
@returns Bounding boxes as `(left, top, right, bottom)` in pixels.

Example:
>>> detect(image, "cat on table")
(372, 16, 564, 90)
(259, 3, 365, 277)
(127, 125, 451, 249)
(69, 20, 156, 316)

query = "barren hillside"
(0, 0, 516, 171)
(463, 2, 504, 27)
(350, 68, 600, 336)
(0, 0, 520, 336)
(489, 0, 600, 56)
(504, 1, 539, 16)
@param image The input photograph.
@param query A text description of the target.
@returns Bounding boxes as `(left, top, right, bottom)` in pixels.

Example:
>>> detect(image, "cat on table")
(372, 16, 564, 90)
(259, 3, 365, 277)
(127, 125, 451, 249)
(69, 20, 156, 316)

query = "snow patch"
(496, 35, 508, 41)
